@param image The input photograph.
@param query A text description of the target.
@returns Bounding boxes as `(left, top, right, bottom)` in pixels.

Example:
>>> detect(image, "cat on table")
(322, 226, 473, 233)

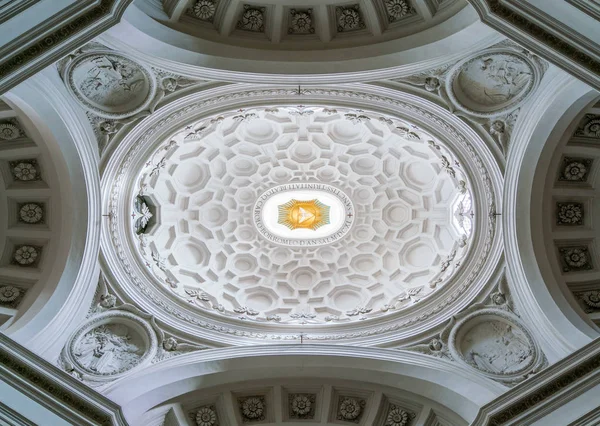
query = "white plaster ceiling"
(127, 106, 474, 325)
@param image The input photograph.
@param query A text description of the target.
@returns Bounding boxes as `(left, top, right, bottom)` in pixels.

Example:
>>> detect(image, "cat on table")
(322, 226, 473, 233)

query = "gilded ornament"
(278, 199, 330, 230)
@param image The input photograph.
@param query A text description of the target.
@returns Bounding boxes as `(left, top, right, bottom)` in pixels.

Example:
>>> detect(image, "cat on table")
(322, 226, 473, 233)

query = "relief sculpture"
(74, 323, 145, 375)
(461, 320, 533, 375)
(65, 51, 155, 118)
(448, 50, 537, 117)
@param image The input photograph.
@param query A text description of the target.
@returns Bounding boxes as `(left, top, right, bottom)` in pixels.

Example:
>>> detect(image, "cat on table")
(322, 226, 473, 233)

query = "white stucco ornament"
(63, 309, 159, 380)
(446, 49, 541, 117)
(64, 51, 157, 119)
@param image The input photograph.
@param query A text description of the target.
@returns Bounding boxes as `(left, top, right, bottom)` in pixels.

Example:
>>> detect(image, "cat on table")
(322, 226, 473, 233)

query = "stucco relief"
(447, 50, 537, 117)
(405, 279, 545, 384)
(73, 323, 145, 375)
(459, 318, 533, 375)
(63, 51, 156, 119)
(63, 309, 159, 381)
(448, 309, 543, 384)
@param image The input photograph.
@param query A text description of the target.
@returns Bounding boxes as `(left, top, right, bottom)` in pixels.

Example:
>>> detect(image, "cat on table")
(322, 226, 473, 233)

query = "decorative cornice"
(0, 0, 40, 25)
(466, 0, 600, 92)
(0, 0, 133, 94)
(0, 400, 36, 426)
(472, 337, 600, 425)
(0, 333, 128, 425)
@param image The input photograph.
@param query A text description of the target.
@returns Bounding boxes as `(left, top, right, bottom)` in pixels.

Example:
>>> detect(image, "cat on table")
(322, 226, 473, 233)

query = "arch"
(505, 66, 600, 362)
(96, 3, 503, 84)
(1, 67, 101, 360)
(101, 345, 506, 424)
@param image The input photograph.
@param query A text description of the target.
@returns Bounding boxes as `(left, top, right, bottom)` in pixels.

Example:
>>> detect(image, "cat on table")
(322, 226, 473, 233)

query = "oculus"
(255, 184, 353, 246)
(278, 199, 330, 230)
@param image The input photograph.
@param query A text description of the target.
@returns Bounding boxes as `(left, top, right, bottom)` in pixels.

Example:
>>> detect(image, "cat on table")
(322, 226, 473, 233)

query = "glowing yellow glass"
(277, 199, 330, 231)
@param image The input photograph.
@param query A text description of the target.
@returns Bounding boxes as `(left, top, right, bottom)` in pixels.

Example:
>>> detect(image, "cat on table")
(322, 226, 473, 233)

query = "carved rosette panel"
(447, 309, 544, 383)
(63, 310, 158, 381)
(446, 49, 541, 117)
(62, 50, 157, 119)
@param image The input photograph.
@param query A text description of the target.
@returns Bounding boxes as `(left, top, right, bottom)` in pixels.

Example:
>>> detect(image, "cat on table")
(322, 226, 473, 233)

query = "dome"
(101, 84, 501, 344)
(130, 106, 473, 324)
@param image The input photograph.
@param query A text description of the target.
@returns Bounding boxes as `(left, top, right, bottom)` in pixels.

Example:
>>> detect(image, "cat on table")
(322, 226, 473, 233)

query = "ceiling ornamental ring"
(100, 85, 503, 345)
(445, 48, 543, 118)
(62, 50, 157, 119)
(62, 309, 159, 382)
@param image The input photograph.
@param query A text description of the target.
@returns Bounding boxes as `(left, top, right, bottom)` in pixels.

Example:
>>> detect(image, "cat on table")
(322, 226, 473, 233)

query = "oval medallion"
(253, 183, 354, 246)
